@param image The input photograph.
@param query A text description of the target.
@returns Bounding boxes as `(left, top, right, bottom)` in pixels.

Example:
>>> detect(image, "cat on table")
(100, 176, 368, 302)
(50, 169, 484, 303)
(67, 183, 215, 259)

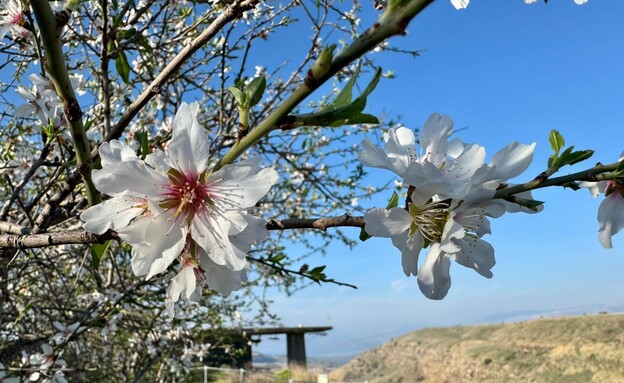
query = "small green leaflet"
(228, 86, 247, 106)
(308, 265, 327, 282)
(547, 130, 593, 171)
(91, 240, 111, 271)
(291, 62, 382, 128)
(135, 130, 149, 160)
(549, 130, 565, 156)
(245, 77, 266, 107)
(115, 51, 130, 84)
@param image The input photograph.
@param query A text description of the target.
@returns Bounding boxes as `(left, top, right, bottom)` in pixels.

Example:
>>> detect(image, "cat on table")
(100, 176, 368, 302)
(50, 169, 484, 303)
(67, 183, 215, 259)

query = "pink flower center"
(160, 168, 213, 222)
(10, 12, 23, 26)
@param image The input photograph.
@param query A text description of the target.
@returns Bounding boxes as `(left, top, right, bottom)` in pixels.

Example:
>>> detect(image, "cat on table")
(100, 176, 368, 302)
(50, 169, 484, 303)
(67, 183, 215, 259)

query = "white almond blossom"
(81, 102, 278, 314)
(361, 114, 539, 299)
(580, 153, 624, 248)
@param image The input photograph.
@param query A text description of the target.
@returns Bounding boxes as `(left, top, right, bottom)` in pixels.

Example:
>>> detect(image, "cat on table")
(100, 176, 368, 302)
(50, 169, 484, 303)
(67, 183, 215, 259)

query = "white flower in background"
(451, 0, 469, 9)
(82, 102, 278, 314)
(101, 313, 123, 339)
(0, 0, 26, 42)
(51, 321, 81, 344)
(29, 344, 55, 370)
(580, 153, 624, 248)
(15, 74, 63, 125)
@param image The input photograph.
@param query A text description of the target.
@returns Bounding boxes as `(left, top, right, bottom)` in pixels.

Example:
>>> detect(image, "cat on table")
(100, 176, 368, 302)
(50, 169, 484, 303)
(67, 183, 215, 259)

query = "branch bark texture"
(0, 215, 364, 249)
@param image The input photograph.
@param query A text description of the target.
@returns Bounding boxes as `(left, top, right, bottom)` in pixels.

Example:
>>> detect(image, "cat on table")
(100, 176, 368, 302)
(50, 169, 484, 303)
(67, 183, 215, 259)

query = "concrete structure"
(206, 326, 332, 368)
(245, 326, 332, 368)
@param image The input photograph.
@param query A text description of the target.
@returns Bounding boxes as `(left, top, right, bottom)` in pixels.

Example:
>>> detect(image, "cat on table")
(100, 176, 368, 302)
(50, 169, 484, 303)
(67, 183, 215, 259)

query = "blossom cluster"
(81, 102, 278, 315)
(359, 114, 540, 299)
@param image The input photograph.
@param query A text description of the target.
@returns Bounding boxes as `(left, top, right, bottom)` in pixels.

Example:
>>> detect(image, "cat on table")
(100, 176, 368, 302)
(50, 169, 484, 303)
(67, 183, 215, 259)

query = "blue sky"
(255, 0, 624, 357)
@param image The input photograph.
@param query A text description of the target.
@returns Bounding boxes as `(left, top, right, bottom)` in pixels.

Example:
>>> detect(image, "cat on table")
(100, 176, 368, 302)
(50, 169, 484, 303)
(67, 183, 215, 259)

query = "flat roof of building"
(238, 326, 332, 335)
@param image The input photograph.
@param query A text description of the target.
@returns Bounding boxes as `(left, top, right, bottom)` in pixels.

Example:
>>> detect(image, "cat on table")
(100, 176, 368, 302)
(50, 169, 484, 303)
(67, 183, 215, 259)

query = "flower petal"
(168, 102, 210, 175)
(143, 213, 187, 279)
(419, 113, 453, 167)
(165, 265, 197, 316)
(191, 213, 246, 270)
(92, 160, 167, 198)
(364, 207, 412, 237)
(451, 0, 469, 10)
(80, 197, 145, 234)
(358, 137, 394, 173)
(384, 127, 415, 175)
(400, 232, 424, 277)
(417, 244, 452, 300)
(439, 215, 465, 253)
(99, 140, 139, 167)
(489, 142, 536, 181)
(597, 192, 624, 249)
(199, 251, 247, 296)
(578, 181, 606, 198)
(452, 236, 495, 278)
(229, 213, 267, 253)
(210, 160, 279, 210)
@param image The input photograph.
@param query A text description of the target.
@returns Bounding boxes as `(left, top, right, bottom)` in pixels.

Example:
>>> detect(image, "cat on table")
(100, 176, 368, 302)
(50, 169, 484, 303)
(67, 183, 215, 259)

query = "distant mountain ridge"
(330, 313, 624, 383)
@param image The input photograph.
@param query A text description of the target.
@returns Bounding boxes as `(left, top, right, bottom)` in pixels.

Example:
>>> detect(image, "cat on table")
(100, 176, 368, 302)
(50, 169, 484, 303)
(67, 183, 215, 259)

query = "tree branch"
(103, 0, 260, 145)
(0, 215, 364, 249)
(30, 0, 100, 206)
(494, 159, 624, 199)
(212, 0, 436, 170)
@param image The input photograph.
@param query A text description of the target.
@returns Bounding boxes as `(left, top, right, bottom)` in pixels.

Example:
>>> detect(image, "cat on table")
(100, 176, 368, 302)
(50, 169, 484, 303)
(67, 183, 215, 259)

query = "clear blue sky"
(256, 0, 624, 357)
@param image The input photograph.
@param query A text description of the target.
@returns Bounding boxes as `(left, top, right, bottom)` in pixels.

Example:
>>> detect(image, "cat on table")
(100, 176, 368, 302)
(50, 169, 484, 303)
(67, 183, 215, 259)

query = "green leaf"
(293, 66, 382, 129)
(387, 191, 399, 209)
(359, 67, 382, 99)
(359, 228, 372, 241)
(135, 130, 149, 160)
(117, 28, 137, 40)
(115, 51, 131, 84)
(270, 254, 286, 264)
(329, 61, 361, 110)
(228, 86, 248, 107)
(245, 77, 266, 107)
(328, 113, 379, 127)
(512, 197, 544, 212)
(548, 130, 565, 156)
(91, 240, 111, 271)
(560, 149, 594, 167)
(309, 265, 327, 281)
(136, 35, 154, 53)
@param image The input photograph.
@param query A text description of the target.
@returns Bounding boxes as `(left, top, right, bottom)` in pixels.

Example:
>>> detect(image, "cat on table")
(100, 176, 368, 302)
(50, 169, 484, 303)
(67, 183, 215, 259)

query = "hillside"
(330, 313, 624, 383)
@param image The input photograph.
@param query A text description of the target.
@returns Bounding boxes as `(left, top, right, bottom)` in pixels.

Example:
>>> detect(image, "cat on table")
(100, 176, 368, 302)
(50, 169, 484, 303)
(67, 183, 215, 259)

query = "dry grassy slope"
(330, 314, 624, 383)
